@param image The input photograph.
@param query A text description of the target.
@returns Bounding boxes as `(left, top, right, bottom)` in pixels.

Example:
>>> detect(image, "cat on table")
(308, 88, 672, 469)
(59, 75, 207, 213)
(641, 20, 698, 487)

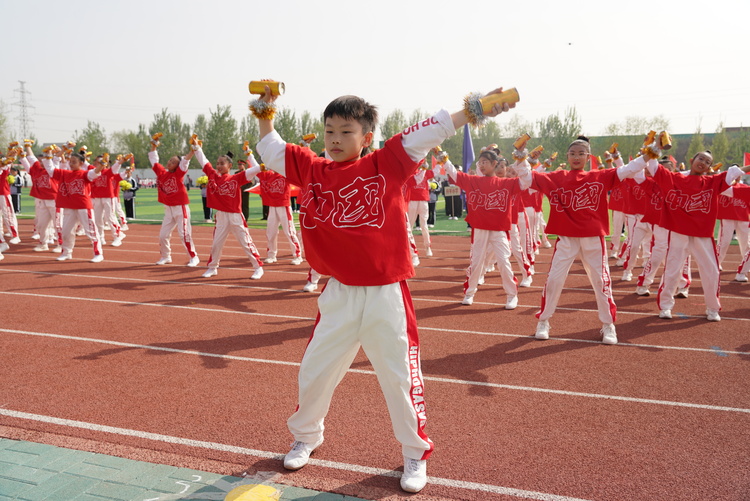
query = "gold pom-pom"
(249, 99, 277, 120)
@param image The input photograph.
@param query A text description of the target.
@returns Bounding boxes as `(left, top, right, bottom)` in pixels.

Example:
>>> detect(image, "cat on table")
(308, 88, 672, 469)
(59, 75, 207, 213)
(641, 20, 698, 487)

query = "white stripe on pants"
(266, 206, 301, 259)
(159, 204, 197, 260)
(205, 211, 262, 270)
(287, 278, 433, 460)
(657, 232, 720, 312)
(537, 235, 616, 324)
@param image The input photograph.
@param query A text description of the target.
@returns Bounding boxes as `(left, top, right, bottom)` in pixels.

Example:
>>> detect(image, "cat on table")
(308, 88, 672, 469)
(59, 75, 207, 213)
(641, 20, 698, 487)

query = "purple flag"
(462, 124, 475, 172)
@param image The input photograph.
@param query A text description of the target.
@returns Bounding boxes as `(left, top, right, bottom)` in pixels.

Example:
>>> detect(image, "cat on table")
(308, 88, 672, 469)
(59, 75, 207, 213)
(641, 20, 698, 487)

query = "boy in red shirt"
(192, 144, 264, 279)
(446, 149, 529, 308)
(255, 85, 513, 493)
(20, 143, 59, 252)
(256, 164, 303, 265)
(148, 136, 200, 267)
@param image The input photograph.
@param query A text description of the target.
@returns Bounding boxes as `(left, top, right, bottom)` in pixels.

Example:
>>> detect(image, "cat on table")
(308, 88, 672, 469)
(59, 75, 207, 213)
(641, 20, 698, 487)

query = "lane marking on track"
(3, 328, 749, 414)
(3, 267, 749, 308)
(0, 408, 592, 501)
(1, 290, 749, 354)
(1, 274, 748, 323)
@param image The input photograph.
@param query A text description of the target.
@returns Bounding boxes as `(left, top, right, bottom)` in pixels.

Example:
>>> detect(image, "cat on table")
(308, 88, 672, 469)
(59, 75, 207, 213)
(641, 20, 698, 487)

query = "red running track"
(1, 219, 749, 501)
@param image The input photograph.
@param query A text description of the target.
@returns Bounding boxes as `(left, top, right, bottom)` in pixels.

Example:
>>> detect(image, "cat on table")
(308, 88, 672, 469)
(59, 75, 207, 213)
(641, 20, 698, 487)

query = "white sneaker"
(675, 288, 689, 299)
(461, 293, 474, 306)
(202, 269, 218, 278)
(187, 256, 200, 267)
(91, 254, 104, 263)
(264, 257, 277, 264)
(610, 251, 619, 259)
(75, 229, 85, 236)
(31, 234, 40, 240)
(659, 309, 672, 319)
(543, 241, 552, 248)
(478, 275, 485, 285)
(9, 237, 20, 244)
(735, 273, 748, 282)
(706, 309, 721, 322)
(52, 246, 63, 253)
(56, 253, 72, 261)
(635, 286, 650, 296)
(121, 224, 129, 231)
(251, 267, 264, 280)
(283, 438, 323, 470)
(111, 237, 123, 247)
(0, 253, 3, 261)
(155, 257, 172, 265)
(615, 259, 625, 267)
(426, 248, 433, 257)
(621, 271, 632, 281)
(290, 256, 303, 265)
(519, 276, 532, 288)
(535, 320, 550, 340)
(302, 281, 318, 292)
(601, 323, 618, 344)
(0, 243, 9, 252)
(412, 255, 420, 267)
(505, 295, 518, 310)
(33, 244, 49, 252)
(400, 456, 427, 493)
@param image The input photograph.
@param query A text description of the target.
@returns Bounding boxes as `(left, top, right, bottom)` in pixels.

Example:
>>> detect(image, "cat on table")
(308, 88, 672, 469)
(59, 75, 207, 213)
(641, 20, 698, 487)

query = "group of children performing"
(2, 84, 749, 494)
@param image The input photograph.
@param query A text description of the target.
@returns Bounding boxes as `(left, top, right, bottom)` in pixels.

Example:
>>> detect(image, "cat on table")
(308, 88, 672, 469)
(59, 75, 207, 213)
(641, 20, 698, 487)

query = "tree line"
(3, 101, 749, 174)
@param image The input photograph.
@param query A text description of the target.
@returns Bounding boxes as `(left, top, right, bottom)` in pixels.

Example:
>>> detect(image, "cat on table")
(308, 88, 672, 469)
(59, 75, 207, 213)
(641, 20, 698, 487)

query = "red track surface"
(1, 219, 749, 501)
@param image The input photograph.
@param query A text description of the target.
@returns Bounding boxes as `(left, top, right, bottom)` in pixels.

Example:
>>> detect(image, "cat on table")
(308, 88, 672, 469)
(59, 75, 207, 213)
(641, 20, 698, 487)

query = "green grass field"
(15, 190, 729, 243)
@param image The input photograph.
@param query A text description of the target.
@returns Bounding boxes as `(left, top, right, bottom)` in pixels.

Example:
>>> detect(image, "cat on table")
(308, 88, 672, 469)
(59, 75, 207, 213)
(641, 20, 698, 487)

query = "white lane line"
(0, 408, 592, 501)
(3, 328, 749, 414)
(1, 290, 748, 356)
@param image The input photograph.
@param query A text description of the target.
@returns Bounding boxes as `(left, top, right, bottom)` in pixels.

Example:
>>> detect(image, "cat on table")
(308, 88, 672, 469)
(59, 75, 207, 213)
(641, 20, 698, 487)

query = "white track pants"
(205, 211, 262, 271)
(537, 235, 616, 324)
(287, 279, 433, 460)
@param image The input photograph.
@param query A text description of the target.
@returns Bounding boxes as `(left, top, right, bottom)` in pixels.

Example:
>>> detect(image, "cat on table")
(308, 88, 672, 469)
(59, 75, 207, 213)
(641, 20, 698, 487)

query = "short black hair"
(323, 95, 378, 134)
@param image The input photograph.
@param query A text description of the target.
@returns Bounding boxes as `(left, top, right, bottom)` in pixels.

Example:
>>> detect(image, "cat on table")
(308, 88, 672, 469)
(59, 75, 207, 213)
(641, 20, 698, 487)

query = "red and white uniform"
(90, 164, 125, 244)
(523, 157, 648, 325)
(22, 153, 59, 245)
(447, 161, 528, 301)
(256, 168, 302, 261)
(149, 150, 198, 262)
(195, 148, 263, 273)
(257, 109, 459, 461)
(405, 168, 435, 256)
(111, 173, 128, 227)
(619, 175, 653, 274)
(43, 158, 103, 259)
(648, 164, 745, 313)
(721, 184, 750, 277)
(0, 165, 19, 241)
(717, 186, 749, 267)
(608, 181, 628, 256)
(635, 177, 690, 292)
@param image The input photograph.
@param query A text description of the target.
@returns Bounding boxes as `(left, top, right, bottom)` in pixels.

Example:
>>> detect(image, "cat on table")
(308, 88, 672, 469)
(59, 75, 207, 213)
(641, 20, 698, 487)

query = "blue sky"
(3, 0, 749, 143)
